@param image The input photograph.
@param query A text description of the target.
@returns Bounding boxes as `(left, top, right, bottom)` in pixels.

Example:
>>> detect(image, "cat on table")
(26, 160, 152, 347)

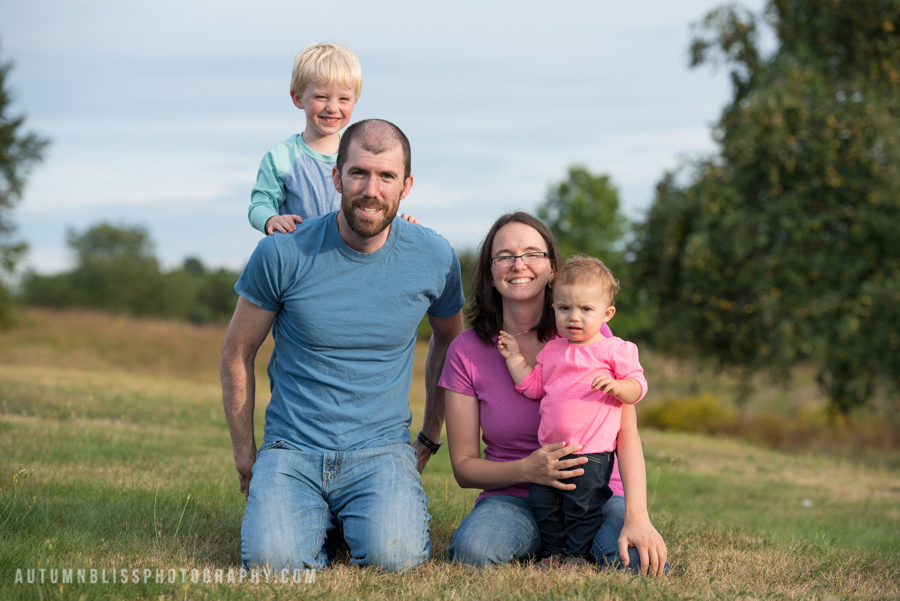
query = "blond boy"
(248, 43, 362, 235)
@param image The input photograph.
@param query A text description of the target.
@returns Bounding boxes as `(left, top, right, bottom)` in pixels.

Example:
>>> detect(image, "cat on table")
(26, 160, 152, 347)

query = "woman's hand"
(519, 442, 587, 490)
(618, 513, 668, 577)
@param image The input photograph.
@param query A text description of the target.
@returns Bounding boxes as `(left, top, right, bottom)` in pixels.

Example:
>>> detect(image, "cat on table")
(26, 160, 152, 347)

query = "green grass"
(1, 309, 899, 599)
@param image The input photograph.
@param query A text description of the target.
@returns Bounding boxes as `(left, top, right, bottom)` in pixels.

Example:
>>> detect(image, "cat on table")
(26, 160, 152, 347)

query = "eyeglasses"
(490, 252, 550, 269)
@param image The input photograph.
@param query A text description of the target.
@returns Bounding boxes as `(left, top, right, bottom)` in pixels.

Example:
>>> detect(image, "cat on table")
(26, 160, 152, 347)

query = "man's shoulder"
(259, 212, 335, 256)
(393, 218, 455, 258)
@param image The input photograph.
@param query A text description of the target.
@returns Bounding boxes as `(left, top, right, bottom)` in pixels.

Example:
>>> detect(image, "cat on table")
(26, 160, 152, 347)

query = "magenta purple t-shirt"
(439, 328, 624, 503)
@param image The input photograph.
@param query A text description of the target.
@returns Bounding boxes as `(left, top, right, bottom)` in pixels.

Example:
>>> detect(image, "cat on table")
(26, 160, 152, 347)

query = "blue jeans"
(241, 441, 431, 572)
(529, 452, 614, 559)
(448, 493, 654, 571)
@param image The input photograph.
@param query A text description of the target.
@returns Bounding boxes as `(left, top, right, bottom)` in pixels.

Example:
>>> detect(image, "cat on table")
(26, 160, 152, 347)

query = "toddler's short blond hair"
(290, 43, 362, 100)
(554, 254, 620, 306)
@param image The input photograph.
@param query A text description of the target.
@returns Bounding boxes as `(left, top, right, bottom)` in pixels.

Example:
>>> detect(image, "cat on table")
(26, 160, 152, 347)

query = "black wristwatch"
(417, 431, 443, 454)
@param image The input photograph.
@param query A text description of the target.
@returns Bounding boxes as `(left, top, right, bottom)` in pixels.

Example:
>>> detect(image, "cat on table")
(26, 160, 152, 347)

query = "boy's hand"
(497, 330, 521, 359)
(592, 375, 622, 397)
(400, 213, 419, 224)
(265, 214, 303, 235)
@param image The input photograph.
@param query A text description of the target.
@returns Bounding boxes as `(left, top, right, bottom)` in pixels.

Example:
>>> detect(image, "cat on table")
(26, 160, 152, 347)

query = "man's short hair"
(290, 43, 362, 100)
(336, 119, 411, 180)
(554, 254, 620, 306)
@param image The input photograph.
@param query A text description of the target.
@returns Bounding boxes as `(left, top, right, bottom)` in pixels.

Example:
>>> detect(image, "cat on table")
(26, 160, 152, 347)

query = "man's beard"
(341, 196, 399, 239)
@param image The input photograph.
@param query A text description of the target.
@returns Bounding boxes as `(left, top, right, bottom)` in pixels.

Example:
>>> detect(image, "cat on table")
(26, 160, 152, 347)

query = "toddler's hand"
(400, 213, 420, 225)
(497, 330, 521, 359)
(592, 375, 621, 397)
(266, 214, 303, 235)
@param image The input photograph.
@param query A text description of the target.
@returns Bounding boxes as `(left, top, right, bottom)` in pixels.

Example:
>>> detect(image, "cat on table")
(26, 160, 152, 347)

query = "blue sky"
(2, 0, 765, 274)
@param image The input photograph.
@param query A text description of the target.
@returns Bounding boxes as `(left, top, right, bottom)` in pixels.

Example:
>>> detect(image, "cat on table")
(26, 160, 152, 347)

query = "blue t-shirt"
(235, 212, 465, 453)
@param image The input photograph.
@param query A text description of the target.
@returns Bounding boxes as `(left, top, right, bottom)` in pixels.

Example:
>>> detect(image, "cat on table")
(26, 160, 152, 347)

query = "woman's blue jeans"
(241, 441, 431, 572)
(448, 493, 661, 572)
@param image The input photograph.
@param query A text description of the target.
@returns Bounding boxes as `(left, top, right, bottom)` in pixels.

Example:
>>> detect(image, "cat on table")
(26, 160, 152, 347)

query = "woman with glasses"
(439, 212, 668, 575)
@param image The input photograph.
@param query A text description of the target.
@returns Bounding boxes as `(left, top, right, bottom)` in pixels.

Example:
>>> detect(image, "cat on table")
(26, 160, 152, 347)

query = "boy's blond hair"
(553, 254, 620, 306)
(290, 43, 362, 99)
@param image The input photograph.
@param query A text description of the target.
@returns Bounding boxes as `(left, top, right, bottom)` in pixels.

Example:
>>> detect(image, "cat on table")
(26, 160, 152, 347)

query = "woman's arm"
(444, 389, 588, 490)
(616, 403, 668, 577)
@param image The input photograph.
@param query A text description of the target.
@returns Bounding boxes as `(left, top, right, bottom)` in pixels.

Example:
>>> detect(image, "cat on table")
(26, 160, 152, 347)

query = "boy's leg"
(561, 452, 615, 559)
(330, 443, 431, 572)
(241, 442, 334, 571)
(528, 482, 567, 557)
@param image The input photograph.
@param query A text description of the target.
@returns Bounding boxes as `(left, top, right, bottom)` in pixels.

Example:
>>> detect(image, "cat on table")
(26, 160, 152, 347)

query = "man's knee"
(241, 518, 329, 572)
(356, 533, 431, 572)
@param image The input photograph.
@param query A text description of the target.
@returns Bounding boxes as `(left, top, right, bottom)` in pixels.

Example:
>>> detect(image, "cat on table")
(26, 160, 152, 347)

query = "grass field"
(1, 309, 899, 600)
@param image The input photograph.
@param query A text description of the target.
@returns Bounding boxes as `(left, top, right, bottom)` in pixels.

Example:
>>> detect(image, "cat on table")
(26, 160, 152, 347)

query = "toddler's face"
(553, 282, 615, 345)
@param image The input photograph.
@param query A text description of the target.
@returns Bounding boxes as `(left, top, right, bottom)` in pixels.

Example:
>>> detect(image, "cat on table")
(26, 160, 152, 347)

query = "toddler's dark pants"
(529, 451, 615, 560)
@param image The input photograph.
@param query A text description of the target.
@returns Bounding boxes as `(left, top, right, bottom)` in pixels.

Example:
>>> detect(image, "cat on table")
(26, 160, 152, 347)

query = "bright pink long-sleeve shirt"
(515, 336, 647, 454)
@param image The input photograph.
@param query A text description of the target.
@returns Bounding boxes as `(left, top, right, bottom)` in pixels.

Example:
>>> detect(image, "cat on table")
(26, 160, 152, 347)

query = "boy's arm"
(248, 151, 289, 234)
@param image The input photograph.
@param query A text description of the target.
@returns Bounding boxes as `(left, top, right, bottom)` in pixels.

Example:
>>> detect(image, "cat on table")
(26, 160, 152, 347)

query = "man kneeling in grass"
(221, 119, 464, 572)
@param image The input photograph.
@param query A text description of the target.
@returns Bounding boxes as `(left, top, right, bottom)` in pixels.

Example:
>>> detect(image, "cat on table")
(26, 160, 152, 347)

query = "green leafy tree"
(633, 1, 900, 411)
(0, 43, 49, 324)
(65, 223, 186, 316)
(22, 225, 241, 324)
(537, 167, 627, 271)
(537, 167, 649, 339)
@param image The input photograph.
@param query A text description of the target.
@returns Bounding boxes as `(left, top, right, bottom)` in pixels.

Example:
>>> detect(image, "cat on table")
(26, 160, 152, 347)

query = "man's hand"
(400, 213, 419, 224)
(235, 446, 257, 499)
(411, 439, 432, 474)
(265, 214, 303, 235)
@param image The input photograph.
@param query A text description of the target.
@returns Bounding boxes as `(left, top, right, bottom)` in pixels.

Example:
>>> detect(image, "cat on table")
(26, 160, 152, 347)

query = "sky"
(2, 0, 767, 274)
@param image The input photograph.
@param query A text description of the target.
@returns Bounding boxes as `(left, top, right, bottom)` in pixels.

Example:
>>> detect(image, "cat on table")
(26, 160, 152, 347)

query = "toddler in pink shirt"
(498, 254, 647, 566)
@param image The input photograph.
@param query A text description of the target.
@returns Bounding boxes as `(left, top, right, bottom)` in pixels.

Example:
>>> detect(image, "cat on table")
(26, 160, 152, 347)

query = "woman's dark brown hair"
(467, 212, 562, 345)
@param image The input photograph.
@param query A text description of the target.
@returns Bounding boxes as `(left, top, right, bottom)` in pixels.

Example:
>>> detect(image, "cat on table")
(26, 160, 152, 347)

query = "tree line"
(20, 223, 242, 324)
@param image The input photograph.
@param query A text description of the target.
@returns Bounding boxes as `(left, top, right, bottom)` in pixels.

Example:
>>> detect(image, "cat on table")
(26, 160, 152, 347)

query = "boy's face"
(553, 282, 616, 345)
(291, 79, 357, 140)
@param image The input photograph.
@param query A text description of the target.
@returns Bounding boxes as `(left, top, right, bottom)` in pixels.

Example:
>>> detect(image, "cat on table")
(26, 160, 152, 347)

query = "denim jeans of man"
(241, 441, 431, 572)
(528, 451, 614, 559)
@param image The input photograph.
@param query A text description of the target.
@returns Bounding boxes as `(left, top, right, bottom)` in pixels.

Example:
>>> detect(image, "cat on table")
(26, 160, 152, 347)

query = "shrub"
(640, 393, 738, 434)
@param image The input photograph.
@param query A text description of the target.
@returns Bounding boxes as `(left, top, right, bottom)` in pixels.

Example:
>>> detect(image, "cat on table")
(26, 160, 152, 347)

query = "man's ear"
(399, 175, 414, 200)
(332, 165, 342, 193)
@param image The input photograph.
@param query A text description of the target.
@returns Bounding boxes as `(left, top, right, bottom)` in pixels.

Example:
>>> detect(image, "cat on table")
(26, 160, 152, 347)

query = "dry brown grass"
(0, 307, 272, 384)
(3, 308, 900, 600)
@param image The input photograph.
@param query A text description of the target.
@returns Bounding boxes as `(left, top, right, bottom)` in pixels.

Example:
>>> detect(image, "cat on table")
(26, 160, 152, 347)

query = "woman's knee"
(447, 495, 541, 568)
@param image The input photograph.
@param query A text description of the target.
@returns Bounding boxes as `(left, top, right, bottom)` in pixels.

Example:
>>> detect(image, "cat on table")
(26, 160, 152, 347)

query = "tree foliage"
(633, 0, 900, 411)
(537, 167, 627, 271)
(537, 167, 650, 340)
(21, 223, 240, 324)
(0, 43, 49, 324)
